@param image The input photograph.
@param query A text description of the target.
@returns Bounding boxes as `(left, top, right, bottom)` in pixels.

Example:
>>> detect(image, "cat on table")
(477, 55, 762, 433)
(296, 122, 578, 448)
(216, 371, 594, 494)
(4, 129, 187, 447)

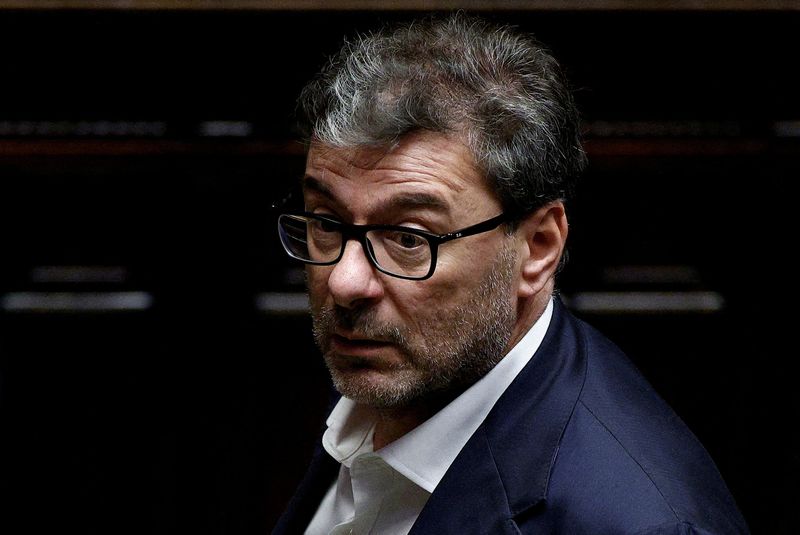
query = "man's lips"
(330, 333, 394, 356)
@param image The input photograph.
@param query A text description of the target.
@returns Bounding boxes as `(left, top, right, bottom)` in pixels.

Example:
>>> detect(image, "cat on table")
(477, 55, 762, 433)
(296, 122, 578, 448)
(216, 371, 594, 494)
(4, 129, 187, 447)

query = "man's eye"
(394, 232, 425, 249)
(318, 218, 340, 232)
(309, 212, 341, 231)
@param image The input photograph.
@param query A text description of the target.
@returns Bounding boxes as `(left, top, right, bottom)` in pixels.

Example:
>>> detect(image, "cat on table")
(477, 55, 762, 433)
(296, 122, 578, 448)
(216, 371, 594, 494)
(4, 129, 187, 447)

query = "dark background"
(0, 6, 797, 534)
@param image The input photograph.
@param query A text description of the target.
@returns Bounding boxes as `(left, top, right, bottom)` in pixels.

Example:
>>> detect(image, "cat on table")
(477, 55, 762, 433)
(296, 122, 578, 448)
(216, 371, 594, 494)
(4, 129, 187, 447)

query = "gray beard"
(310, 242, 517, 409)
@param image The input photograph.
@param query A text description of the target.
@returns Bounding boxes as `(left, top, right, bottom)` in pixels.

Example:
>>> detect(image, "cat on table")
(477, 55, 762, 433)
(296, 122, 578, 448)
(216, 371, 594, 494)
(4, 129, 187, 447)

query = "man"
(272, 14, 748, 535)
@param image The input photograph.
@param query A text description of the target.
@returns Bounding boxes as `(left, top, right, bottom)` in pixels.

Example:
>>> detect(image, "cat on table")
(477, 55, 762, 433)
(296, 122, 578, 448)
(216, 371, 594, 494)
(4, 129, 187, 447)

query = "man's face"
(303, 131, 522, 409)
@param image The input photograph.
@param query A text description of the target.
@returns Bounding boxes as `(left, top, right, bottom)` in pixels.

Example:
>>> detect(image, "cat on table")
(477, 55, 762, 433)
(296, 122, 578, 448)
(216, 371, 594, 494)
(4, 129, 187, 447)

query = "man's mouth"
(330, 333, 394, 356)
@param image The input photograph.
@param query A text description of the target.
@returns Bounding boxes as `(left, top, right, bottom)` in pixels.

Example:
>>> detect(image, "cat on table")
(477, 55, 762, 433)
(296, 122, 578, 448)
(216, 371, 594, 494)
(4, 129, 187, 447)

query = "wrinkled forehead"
(301, 133, 506, 227)
(303, 130, 492, 199)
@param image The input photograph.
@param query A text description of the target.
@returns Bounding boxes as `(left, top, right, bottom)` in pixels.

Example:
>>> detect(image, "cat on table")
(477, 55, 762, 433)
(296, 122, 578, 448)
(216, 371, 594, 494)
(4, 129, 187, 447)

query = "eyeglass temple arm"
(437, 213, 508, 243)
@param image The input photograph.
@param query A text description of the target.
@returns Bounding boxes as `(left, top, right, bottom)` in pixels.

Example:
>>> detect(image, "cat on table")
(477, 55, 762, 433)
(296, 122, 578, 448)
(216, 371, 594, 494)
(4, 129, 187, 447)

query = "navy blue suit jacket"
(273, 299, 749, 534)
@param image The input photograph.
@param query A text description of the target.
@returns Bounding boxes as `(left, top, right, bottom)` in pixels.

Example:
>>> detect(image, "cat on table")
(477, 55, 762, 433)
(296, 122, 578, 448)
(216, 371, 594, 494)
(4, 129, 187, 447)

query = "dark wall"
(1, 9, 797, 534)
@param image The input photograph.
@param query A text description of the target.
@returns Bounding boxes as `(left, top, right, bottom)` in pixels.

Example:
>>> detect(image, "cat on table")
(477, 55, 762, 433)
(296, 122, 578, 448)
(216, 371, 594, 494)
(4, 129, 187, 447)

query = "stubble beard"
(309, 242, 518, 409)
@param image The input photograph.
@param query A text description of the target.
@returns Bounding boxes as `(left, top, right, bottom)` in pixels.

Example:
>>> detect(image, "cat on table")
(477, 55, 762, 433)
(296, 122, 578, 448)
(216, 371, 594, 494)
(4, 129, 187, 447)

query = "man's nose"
(327, 239, 384, 309)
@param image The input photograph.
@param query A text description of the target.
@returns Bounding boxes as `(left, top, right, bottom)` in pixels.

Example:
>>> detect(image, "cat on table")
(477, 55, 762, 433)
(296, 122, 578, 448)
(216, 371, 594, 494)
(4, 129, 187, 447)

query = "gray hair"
(297, 13, 587, 216)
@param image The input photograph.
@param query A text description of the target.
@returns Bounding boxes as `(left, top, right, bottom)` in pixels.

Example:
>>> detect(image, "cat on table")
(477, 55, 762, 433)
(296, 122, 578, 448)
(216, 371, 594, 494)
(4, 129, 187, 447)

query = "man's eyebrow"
(302, 175, 334, 200)
(303, 175, 449, 214)
(378, 192, 449, 214)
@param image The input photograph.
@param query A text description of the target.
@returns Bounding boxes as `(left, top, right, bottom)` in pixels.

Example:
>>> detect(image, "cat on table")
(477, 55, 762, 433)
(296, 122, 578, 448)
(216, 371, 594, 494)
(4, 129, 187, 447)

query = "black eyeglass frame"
(277, 210, 510, 280)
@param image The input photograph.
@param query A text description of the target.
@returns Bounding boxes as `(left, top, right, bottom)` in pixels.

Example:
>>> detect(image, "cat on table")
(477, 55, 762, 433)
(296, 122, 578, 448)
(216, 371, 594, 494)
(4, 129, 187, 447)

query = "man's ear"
(516, 201, 568, 299)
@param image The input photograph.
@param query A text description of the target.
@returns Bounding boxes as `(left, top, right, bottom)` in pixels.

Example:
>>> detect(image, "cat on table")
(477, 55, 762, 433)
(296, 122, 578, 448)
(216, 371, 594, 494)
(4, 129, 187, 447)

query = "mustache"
(312, 305, 407, 346)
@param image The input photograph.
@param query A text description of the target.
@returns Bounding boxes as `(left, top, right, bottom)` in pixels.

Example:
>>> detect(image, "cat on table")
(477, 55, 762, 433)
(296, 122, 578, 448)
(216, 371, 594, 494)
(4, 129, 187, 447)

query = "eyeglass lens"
(279, 215, 433, 278)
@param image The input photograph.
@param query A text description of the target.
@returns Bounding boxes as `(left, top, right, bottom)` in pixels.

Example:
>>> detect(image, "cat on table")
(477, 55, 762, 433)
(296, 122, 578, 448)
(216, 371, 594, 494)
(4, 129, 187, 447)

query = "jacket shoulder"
(541, 312, 749, 534)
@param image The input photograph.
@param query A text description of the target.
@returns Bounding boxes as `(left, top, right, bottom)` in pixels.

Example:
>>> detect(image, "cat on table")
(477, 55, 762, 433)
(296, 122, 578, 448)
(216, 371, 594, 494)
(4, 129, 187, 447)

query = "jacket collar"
(410, 298, 587, 532)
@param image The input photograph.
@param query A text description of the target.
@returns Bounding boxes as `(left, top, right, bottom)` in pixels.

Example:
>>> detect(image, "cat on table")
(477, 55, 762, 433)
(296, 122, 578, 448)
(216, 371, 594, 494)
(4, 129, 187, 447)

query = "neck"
(372, 410, 424, 451)
(371, 389, 459, 450)
(506, 284, 553, 353)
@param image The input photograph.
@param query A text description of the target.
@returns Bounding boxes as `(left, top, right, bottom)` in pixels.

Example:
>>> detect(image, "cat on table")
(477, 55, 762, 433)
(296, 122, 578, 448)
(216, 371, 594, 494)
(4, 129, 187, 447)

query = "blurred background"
(0, 1, 797, 533)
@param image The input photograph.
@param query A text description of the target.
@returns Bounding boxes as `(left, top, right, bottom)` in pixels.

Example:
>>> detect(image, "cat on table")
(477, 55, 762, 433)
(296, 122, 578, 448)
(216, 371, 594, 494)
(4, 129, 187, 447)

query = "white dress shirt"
(305, 299, 554, 535)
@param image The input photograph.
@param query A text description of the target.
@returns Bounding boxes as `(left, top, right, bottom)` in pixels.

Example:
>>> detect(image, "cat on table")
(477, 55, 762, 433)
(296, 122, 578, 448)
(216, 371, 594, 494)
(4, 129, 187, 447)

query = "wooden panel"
(1, 0, 799, 11)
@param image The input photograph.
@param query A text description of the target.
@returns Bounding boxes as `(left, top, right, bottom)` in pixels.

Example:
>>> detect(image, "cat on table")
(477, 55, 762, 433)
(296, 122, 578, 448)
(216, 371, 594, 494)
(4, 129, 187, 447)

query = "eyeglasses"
(277, 211, 509, 280)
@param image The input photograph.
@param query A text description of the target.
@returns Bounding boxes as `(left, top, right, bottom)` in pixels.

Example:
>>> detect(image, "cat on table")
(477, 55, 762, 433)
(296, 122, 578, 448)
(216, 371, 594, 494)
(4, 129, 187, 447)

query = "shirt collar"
(321, 298, 554, 491)
(321, 399, 376, 468)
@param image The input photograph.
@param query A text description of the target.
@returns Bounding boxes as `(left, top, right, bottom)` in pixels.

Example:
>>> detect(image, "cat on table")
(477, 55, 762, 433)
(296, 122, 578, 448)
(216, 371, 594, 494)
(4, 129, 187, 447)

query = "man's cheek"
(305, 270, 329, 305)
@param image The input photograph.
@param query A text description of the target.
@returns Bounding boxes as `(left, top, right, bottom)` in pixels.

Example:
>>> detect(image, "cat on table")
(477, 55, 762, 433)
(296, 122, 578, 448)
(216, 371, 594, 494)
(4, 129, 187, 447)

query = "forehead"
(303, 131, 496, 213)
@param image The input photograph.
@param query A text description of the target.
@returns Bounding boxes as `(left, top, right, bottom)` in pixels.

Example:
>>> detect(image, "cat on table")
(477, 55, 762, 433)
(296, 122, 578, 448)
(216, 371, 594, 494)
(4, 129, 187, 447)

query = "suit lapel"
(409, 425, 520, 534)
(411, 299, 587, 532)
(272, 417, 341, 534)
